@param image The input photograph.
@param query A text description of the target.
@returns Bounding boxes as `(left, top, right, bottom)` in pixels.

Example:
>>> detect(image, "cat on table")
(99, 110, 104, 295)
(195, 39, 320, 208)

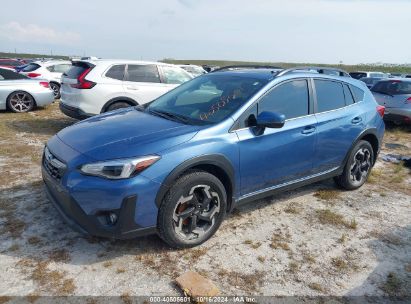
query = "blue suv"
(42, 67, 385, 248)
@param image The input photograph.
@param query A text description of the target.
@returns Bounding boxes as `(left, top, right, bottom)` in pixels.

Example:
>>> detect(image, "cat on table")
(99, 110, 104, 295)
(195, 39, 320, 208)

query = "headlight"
(80, 155, 160, 179)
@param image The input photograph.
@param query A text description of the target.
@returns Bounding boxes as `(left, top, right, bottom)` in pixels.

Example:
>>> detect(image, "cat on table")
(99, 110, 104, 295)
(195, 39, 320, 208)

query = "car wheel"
(334, 140, 374, 190)
(7, 91, 35, 113)
(50, 82, 61, 99)
(106, 102, 132, 112)
(157, 170, 227, 248)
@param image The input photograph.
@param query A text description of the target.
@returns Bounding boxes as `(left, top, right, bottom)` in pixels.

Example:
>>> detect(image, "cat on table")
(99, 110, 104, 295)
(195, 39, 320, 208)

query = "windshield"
(147, 74, 268, 125)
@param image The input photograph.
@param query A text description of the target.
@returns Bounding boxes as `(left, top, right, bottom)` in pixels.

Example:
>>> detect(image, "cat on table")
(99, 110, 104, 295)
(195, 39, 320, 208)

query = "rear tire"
(334, 140, 374, 190)
(105, 101, 132, 112)
(157, 170, 227, 248)
(50, 82, 61, 99)
(7, 91, 35, 113)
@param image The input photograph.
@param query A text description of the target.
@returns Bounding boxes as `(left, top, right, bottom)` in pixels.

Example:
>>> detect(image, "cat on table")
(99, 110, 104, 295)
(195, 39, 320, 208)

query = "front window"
(146, 74, 268, 125)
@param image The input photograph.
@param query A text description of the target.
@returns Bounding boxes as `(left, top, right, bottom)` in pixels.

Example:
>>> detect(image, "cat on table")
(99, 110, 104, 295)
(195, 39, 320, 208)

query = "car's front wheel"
(157, 170, 227, 248)
(334, 140, 374, 190)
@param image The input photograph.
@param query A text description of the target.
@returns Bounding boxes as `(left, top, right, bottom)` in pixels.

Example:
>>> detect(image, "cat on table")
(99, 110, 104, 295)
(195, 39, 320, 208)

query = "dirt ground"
(0, 103, 410, 300)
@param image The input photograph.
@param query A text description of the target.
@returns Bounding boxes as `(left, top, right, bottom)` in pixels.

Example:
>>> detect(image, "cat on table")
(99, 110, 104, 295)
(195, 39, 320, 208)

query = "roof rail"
(212, 65, 282, 72)
(276, 66, 351, 78)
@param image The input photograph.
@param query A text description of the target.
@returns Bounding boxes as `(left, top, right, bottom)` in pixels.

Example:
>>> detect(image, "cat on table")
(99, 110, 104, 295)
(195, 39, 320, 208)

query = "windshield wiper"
(148, 109, 190, 124)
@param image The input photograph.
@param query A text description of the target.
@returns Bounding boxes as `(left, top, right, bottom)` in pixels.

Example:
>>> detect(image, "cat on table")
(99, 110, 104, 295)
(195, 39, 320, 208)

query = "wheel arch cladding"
(343, 128, 379, 166)
(155, 154, 235, 212)
(101, 97, 138, 113)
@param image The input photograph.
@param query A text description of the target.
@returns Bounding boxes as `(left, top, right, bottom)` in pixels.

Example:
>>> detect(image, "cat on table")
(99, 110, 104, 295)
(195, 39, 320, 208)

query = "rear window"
(349, 72, 367, 80)
(372, 81, 411, 95)
(65, 63, 90, 79)
(315, 80, 345, 112)
(21, 63, 40, 72)
(0, 68, 28, 80)
(126, 64, 160, 83)
(47, 64, 72, 73)
(350, 85, 365, 102)
(105, 64, 125, 80)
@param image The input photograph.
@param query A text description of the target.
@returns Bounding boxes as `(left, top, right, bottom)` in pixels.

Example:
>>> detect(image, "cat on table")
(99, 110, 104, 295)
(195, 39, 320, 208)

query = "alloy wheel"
(350, 147, 371, 184)
(172, 184, 220, 241)
(50, 83, 60, 98)
(9, 92, 33, 112)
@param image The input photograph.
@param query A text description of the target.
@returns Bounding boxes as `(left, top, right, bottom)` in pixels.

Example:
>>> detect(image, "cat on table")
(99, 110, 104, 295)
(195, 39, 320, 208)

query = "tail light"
(70, 67, 96, 89)
(405, 97, 411, 104)
(39, 81, 49, 88)
(27, 73, 41, 78)
(376, 105, 385, 117)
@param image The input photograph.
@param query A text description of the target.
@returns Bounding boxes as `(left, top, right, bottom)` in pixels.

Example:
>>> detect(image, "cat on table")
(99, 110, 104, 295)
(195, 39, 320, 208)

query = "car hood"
(56, 108, 200, 161)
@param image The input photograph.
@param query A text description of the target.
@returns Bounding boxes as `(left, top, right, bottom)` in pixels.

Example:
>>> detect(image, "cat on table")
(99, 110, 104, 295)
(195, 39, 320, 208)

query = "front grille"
(43, 147, 67, 181)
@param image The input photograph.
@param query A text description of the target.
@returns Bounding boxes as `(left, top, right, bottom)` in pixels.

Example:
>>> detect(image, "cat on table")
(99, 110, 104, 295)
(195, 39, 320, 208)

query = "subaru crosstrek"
(42, 67, 385, 248)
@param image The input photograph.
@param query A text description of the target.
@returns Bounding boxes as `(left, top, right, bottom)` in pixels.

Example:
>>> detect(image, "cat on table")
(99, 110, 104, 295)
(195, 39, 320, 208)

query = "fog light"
(107, 213, 118, 225)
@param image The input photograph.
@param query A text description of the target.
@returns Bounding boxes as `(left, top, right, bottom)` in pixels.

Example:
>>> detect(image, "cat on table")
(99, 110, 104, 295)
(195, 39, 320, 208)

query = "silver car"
(0, 68, 55, 113)
(371, 78, 411, 124)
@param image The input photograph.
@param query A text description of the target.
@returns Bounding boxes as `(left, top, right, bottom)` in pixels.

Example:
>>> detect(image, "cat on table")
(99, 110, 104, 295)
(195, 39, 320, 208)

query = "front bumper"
(42, 163, 157, 239)
(59, 102, 93, 120)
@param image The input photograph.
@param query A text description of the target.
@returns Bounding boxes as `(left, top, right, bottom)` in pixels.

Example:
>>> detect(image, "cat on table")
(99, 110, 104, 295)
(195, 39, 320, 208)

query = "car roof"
(81, 59, 172, 66)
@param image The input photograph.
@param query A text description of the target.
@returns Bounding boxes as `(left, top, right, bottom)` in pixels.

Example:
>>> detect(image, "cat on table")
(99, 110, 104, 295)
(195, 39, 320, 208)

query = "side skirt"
(235, 167, 342, 207)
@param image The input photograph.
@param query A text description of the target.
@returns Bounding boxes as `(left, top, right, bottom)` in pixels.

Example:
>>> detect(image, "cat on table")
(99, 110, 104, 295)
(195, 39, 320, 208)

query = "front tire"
(157, 170, 227, 248)
(106, 101, 131, 112)
(334, 140, 374, 190)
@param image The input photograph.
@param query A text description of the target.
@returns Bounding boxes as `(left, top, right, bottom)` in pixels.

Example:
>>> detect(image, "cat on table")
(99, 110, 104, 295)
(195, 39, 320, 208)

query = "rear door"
(122, 64, 168, 104)
(313, 79, 364, 173)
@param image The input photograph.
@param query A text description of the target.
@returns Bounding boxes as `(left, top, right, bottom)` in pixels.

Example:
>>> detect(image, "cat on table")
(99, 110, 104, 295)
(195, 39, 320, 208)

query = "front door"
(235, 79, 317, 196)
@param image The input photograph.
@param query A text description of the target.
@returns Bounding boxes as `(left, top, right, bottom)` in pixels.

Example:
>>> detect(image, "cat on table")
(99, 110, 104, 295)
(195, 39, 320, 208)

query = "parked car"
(371, 78, 411, 124)
(0, 68, 54, 113)
(19, 60, 72, 98)
(178, 64, 207, 77)
(59, 59, 193, 119)
(349, 71, 388, 80)
(359, 77, 382, 89)
(42, 66, 385, 248)
(0, 58, 23, 69)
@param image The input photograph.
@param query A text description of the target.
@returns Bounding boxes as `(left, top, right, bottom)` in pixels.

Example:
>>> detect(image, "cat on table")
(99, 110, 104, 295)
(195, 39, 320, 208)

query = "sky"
(0, 0, 410, 64)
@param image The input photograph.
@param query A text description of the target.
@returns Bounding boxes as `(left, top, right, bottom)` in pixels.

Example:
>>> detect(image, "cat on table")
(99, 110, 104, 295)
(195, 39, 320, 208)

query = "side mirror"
(256, 111, 286, 129)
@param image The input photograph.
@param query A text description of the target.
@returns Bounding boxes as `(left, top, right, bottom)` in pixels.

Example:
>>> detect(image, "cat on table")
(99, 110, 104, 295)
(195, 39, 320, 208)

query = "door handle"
(301, 126, 316, 135)
(126, 86, 138, 90)
(351, 117, 362, 124)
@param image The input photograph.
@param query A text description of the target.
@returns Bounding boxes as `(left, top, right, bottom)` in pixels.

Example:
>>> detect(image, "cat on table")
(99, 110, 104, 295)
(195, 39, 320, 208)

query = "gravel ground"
(0, 103, 410, 300)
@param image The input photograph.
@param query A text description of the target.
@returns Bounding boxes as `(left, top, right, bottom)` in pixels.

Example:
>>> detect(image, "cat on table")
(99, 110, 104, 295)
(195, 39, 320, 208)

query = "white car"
(178, 64, 207, 77)
(59, 59, 193, 119)
(20, 60, 72, 98)
(0, 68, 54, 113)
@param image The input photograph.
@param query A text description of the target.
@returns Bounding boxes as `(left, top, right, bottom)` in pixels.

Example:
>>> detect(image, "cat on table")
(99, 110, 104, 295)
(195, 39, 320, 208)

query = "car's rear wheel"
(7, 91, 35, 113)
(106, 101, 132, 112)
(334, 140, 374, 190)
(50, 82, 61, 99)
(157, 170, 227, 248)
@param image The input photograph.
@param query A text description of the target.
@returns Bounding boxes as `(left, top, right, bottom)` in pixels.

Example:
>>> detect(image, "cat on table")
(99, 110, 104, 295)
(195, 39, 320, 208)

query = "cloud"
(0, 22, 80, 45)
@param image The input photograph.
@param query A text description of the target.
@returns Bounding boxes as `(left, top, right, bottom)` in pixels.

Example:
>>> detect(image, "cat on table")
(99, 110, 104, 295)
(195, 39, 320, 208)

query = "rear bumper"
(59, 102, 93, 120)
(42, 165, 157, 239)
(384, 107, 411, 123)
(34, 90, 55, 107)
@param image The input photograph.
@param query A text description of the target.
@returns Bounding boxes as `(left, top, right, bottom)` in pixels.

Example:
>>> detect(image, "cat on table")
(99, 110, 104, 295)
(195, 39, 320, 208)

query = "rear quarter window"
(350, 85, 365, 102)
(105, 64, 125, 80)
(314, 80, 345, 112)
